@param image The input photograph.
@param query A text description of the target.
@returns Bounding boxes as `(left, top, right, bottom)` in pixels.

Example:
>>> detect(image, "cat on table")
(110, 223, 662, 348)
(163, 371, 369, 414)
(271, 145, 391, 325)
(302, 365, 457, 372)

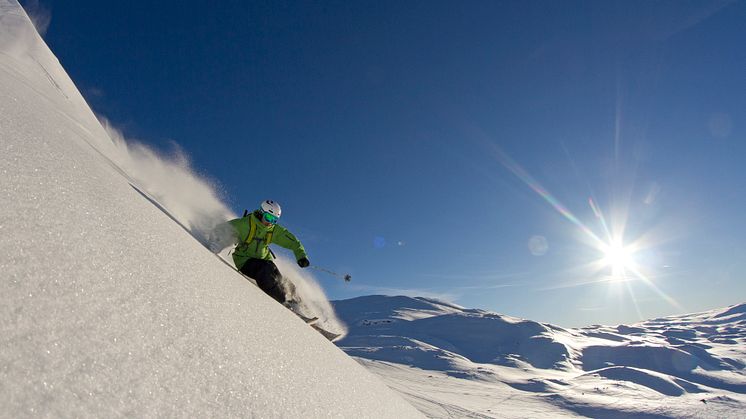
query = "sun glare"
(488, 142, 683, 312)
(601, 239, 635, 279)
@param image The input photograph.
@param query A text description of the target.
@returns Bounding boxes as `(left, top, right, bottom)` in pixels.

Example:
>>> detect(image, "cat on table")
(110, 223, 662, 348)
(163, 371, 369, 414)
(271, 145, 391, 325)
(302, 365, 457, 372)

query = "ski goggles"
(262, 211, 279, 224)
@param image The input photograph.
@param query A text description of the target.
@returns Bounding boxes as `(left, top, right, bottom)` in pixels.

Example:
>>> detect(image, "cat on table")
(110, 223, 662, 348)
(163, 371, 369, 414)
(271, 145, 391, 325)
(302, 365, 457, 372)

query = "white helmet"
(260, 199, 282, 218)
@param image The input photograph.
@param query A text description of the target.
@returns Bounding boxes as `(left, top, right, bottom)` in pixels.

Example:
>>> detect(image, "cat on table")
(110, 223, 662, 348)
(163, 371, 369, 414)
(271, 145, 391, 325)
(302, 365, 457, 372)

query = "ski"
(294, 312, 319, 325)
(311, 324, 342, 342)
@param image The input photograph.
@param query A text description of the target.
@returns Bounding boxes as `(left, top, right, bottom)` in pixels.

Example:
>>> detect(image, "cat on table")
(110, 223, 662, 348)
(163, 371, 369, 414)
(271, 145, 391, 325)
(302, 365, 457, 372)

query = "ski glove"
(297, 257, 310, 268)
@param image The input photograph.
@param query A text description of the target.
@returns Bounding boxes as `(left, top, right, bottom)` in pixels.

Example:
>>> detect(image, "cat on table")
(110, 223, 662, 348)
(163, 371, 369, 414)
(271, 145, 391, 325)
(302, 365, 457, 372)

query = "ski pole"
(309, 265, 352, 282)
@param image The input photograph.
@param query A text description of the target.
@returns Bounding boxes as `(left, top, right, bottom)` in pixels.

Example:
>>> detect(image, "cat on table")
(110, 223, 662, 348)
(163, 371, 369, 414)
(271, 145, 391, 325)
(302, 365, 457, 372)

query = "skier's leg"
(283, 275, 298, 304)
(262, 261, 300, 305)
(239, 259, 298, 304)
(251, 260, 288, 303)
(238, 258, 262, 282)
(239, 259, 282, 302)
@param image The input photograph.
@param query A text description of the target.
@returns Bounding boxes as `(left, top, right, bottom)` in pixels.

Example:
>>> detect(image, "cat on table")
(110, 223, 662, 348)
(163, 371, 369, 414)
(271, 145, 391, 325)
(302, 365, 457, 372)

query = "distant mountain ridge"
(335, 295, 572, 370)
(333, 295, 746, 417)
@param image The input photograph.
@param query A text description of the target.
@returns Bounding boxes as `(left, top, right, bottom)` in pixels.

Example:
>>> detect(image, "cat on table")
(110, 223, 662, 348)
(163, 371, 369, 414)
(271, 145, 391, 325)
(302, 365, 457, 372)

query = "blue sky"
(31, 0, 745, 327)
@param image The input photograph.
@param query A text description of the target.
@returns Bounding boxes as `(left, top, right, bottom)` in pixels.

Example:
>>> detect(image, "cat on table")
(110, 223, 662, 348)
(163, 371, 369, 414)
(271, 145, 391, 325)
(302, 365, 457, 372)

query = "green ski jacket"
(227, 211, 308, 270)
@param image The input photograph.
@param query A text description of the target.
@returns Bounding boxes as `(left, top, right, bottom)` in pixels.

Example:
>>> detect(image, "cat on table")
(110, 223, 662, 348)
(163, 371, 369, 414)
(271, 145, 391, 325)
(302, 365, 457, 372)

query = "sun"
(601, 239, 635, 279)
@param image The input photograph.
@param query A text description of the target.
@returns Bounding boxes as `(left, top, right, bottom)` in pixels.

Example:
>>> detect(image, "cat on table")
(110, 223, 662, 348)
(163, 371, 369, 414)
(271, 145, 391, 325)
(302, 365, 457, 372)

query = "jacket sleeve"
(271, 225, 308, 261)
(206, 218, 244, 253)
(227, 218, 248, 241)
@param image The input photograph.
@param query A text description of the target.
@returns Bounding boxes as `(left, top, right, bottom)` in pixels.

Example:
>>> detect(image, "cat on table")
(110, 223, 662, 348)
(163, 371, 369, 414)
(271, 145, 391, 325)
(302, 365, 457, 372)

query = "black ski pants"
(239, 258, 295, 304)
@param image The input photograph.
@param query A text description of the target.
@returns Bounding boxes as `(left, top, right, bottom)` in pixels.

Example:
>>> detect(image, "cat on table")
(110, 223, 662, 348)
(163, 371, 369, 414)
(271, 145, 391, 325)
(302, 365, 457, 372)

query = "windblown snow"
(0, 1, 421, 417)
(333, 295, 746, 418)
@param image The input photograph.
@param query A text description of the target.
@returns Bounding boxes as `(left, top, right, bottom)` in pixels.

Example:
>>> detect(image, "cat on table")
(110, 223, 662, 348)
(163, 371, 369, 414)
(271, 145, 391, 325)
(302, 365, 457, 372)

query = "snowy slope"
(334, 296, 746, 418)
(0, 2, 422, 417)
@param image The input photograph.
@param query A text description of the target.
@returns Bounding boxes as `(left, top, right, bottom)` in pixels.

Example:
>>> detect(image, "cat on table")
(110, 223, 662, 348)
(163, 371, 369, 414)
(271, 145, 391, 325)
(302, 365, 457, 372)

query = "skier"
(220, 200, 310, 306)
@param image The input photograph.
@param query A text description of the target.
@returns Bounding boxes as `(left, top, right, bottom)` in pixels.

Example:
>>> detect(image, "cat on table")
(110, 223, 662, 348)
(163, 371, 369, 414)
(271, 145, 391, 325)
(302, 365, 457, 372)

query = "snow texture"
(334, 295, 746, 418)
(0, 1, 421, 417)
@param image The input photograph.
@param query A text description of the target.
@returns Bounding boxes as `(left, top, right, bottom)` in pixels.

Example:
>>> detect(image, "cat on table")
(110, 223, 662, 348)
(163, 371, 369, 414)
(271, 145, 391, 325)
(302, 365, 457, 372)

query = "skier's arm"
(207, 218, 244, 253)
(227, 218, 248, 241)
(271, 225, 308, 261)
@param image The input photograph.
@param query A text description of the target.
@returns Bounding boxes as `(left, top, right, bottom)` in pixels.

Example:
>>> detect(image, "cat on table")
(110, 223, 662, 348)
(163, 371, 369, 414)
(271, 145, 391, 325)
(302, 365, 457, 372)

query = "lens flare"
(488, 142, 683, 314)
(487, 143, 605, 248)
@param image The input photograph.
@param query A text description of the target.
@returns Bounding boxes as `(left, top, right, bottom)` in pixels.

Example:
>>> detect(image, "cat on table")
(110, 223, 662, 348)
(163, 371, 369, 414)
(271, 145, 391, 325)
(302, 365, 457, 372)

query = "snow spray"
(97, 120, 347, 336)
(99, 119, 235, 242)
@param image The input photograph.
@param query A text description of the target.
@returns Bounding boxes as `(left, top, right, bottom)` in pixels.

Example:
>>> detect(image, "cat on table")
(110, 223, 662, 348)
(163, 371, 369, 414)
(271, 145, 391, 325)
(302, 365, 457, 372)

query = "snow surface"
(3, 1, 744, 417)
(0, 1, 422, 417)
(334, 295, 746, 418)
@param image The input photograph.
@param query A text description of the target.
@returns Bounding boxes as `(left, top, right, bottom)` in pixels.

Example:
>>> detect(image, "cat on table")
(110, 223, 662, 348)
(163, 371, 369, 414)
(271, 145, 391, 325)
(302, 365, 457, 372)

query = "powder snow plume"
(99, 118, 236, 242)
(275, 256, 348, 337)
(99, 119, 346, 334)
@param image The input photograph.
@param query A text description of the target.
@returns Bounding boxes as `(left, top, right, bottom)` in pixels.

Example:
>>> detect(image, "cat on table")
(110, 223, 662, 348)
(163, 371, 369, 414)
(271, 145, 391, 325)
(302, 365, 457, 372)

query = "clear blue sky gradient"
(32, 0, 745, 326)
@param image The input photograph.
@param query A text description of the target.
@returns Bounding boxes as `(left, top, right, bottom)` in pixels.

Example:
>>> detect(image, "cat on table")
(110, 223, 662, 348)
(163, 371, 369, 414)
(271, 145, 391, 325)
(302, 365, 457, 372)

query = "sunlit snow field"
(1, 0, 744, 417)
(334, 296, 746, 418)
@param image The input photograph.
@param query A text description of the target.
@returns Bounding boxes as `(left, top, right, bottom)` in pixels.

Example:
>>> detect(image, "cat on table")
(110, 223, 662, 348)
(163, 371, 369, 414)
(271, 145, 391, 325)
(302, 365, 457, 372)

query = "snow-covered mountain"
(333, 295, 746, 418)
(0, 2, 421, 417)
